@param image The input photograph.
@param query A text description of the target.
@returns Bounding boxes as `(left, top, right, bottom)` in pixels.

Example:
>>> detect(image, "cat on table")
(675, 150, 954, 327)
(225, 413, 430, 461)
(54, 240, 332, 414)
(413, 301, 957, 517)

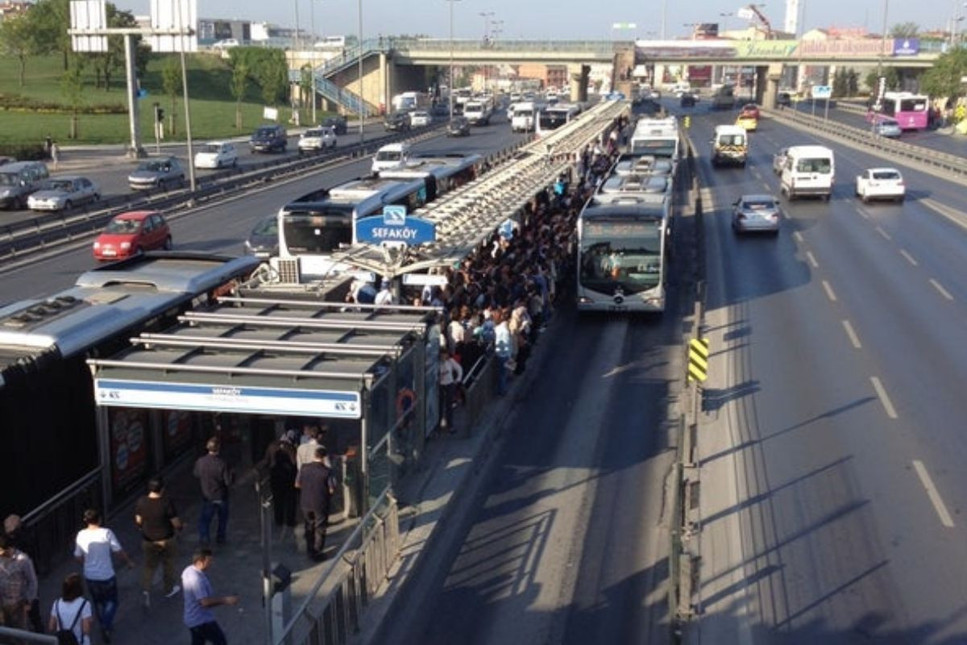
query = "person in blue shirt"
(181, 548, 239, 645)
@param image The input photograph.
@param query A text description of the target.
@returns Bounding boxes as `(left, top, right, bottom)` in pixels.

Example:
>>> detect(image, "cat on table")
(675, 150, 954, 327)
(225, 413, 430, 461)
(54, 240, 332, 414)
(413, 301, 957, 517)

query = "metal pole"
(358, 0, 364, 144)
(449, 0, 455, 120)
(175, 0, 196, 193)
(661, 0, 667, 39)
(310, 0, 317, 124)
(123, 34, 144, 158)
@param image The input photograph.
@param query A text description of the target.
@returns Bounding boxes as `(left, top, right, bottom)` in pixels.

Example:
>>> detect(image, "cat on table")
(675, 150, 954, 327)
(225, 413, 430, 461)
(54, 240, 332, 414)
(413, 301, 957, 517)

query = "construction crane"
(736, 4, 773, 38)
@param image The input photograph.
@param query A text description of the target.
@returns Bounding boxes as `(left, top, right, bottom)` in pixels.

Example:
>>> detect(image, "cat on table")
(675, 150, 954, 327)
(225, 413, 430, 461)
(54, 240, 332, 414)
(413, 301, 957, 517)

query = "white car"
(409, 111, 432, 127)
(298, 126, 337, 153)
(212, 38, 239, 51)
(194, 141, 238, 169)
(856, 167, 905, 203)
(371, 142, 411, 174)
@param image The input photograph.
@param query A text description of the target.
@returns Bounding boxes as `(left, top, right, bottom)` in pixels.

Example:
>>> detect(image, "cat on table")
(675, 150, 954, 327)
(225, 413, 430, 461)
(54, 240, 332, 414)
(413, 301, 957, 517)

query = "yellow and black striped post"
(687, 338, 709, 383)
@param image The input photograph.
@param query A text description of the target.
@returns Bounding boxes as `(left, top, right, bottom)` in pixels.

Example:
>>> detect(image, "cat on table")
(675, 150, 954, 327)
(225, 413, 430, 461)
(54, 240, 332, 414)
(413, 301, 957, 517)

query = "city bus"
(536, 104, 580, 136)
(0, 252, 259, 567)
(628, 116, 681, 171)
(576, 202, 670, 313)
(868, 91, 928, 130)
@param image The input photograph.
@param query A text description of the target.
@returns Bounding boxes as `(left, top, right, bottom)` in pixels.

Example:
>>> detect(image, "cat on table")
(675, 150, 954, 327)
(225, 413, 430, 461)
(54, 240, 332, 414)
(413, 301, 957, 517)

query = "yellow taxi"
(736, 112, 758, 132)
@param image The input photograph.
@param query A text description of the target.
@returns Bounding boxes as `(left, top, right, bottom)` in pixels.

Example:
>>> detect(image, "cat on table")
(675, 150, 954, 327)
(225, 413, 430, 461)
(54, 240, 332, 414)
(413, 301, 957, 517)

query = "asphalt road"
(681, 103, 967, 644)
(0, 116, 528, 302)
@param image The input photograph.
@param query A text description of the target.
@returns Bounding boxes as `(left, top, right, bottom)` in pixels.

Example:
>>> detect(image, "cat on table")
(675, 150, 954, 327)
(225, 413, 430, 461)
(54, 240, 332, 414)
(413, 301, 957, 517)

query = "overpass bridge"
(294, 37, 941, 116)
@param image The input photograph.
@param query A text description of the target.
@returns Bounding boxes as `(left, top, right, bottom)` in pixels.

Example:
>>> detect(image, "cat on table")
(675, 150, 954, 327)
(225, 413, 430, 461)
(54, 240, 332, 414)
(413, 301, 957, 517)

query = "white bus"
(576, 202, 670, 313)
(629, 116, 680, 165)
(377, 152, 482, 197)
(536, 104, 580, 136)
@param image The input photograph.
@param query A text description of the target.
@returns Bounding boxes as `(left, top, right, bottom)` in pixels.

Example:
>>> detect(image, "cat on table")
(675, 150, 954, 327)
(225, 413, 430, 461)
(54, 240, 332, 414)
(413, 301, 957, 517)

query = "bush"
(0, 144, 47, 161)
(0, 93, 126, 115)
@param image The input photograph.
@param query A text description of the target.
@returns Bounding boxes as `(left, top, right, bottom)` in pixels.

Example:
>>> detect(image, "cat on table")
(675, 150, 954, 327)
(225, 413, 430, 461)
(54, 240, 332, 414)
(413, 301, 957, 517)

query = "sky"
(116, 0, 960, 41)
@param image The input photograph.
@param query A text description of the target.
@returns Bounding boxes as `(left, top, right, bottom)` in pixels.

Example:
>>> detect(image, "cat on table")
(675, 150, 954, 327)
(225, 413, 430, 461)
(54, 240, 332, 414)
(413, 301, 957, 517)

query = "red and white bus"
(869, 92, 928, 131)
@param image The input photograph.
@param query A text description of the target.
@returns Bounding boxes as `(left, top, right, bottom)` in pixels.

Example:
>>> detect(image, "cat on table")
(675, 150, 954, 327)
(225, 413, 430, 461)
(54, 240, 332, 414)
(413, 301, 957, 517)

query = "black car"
(383, 111, 411, 132)
(243, 214, 279, 258)
(321, 115, 348, 135)
(249, 124, 288, 153)
(446, 116, 470, 137)
(777, 92, 792, 107)
(680, 93, 697, 107)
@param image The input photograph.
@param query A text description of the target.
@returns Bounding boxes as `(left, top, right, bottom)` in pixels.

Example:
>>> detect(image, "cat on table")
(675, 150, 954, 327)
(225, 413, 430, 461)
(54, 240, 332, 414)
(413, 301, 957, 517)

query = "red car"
(92, 210, 172, 261)
(740, 103, 760, 120)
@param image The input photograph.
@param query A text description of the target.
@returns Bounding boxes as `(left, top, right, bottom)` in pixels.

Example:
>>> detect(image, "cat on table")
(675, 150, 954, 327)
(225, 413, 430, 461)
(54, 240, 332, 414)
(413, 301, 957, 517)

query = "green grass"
(0, 53, 330, 146)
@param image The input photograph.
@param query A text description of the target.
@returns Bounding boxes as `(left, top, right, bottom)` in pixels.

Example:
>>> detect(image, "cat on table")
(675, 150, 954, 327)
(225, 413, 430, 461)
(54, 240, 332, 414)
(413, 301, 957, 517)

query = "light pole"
(479, 11, 494, 92)
(310, 0, 317, 123)
(358, 0, 364, 144)
(446, 0, 461, 119)
(719, 12, 733, 35)
(660, 0, 667, 39)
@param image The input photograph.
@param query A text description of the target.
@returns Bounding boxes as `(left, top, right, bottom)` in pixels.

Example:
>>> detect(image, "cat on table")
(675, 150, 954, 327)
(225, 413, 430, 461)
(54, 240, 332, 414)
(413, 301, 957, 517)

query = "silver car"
(732, 194, 782, 235)
(27, 176, 100, 211)
(873, 118, 902, 138)
(128, 156, 186, 191)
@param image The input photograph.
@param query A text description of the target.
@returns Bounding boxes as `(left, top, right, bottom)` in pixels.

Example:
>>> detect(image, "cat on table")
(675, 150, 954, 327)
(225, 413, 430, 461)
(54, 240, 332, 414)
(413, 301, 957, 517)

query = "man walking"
(181, 548, 239, 645)
(0, 532, 38, 632)
(73, 508, 134, 643)
(295, 447, 334, 562)
(194, 437, 233, 546)
(134, 475, 184, 608)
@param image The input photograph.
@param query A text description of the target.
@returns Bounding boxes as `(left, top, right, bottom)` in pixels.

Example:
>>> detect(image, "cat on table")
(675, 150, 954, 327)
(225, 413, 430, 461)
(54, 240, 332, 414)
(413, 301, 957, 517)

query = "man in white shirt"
(438, 348, 464, 434)
(74, 508, 134, 643)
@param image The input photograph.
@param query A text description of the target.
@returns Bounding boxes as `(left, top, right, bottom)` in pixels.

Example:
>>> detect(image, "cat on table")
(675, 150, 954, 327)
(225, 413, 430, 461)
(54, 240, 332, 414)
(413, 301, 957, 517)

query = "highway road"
(0, 115, 527, 303)
(682, 103, 967, 643)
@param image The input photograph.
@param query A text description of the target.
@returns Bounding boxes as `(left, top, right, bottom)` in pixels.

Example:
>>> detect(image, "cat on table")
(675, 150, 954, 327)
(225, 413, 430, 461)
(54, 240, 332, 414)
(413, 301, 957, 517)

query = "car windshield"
(201, 144, 222, 153)
(138, 161, 168, 172)
(105, 218, 142, 234)
(252, 217, 278, 236)
(304, 129, 325, 137)
(376, 151, 402, 162)
(44, 179, 74, 191)
(872, 170, 901, 180)
(255, 127, 275, 137)
(796, 158, 832, 173)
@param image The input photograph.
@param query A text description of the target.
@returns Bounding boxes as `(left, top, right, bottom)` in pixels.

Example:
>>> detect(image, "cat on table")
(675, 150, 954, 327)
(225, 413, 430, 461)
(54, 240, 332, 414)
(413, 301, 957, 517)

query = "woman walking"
(48, 573, 92, 645)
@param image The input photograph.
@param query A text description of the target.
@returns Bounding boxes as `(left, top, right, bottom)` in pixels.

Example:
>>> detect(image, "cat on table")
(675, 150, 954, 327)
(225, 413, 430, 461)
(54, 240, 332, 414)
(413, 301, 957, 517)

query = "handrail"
(22, 468, 101, 525)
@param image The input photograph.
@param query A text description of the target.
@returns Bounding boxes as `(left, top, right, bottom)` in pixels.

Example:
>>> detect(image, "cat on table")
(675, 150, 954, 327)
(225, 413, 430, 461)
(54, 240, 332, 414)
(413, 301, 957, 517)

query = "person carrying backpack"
(48, 573, 92, 645)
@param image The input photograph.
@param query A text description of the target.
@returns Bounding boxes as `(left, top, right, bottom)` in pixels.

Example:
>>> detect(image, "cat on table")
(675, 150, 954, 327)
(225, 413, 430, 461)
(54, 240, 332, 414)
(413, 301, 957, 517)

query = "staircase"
(305, 39, 385, 117)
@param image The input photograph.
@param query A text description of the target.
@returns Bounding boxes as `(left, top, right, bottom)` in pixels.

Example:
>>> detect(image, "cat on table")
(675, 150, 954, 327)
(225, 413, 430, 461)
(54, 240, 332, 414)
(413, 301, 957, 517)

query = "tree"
(28, 0, 72, 70)
(231, 61, 249, 130)
(921, 47, 967, 100)
(91, 7, 141, 91)
(890, 22, 919, 38)
(865, 67, 900, 95)
(0, 14, 37, 87)
(61, 58, 85, 139)
(847, 69, 859, 97)
(162, 57, 182, 135)
(832, 68, 848, 98)
(255, 49, 288, 107)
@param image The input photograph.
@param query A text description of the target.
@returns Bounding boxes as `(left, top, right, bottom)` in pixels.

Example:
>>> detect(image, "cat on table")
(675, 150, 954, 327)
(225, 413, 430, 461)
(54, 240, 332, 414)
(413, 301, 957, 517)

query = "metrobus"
(0, 252, 258, 566)
(868, 91, 929, 130)
(628, 116, 681, 169)
(378, 152, 483, 196)
(536, 104, 581, 136)
(576, 202, 670, 313)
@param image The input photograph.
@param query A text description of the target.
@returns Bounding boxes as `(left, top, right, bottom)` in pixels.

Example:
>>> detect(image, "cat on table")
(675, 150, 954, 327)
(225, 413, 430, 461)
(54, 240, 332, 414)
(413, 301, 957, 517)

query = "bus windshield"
(580, 222, 663, 293)
(631, 139, 677, 158)
(281, 207, 354, 254)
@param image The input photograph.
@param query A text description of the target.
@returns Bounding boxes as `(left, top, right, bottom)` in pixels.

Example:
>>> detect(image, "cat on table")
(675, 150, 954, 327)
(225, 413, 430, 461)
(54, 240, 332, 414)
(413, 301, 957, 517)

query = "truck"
(391, 91, 430, 113)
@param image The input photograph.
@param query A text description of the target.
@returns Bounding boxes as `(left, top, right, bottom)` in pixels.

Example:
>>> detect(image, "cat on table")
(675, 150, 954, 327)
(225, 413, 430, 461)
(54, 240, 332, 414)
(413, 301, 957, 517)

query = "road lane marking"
(870, 376, 898, 419)
(929, 278, 954, 301)
(912, 460, 955, 528)
(875, 226, 891, 241)
(857, 207, 870, 220)
(806, 251, 819, 269)
(822, 280, 837, 302)
(842, 320, 861, 349)
(922, 198, 967, 232)
(793, 231, 803, 244)
(899, 249, 918, 266)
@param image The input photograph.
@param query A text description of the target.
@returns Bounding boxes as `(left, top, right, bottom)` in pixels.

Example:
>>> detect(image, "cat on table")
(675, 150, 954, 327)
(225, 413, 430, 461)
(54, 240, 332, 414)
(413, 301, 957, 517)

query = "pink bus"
(868, 92, 928, 130)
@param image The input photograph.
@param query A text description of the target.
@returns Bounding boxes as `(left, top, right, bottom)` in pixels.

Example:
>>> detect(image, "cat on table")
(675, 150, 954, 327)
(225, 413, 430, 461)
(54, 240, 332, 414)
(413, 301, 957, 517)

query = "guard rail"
(0, 124, 448, 264)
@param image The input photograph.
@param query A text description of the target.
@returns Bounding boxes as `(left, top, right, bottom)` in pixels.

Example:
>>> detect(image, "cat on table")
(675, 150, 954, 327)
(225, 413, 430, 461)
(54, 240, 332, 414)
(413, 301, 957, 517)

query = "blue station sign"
(356, 205, 437, 245)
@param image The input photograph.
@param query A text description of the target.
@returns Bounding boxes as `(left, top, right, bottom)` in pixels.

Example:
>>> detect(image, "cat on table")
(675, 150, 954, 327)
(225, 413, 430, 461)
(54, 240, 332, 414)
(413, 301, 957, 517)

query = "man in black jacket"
(295, 447, 333, 562)
(193, 438, 233, 547)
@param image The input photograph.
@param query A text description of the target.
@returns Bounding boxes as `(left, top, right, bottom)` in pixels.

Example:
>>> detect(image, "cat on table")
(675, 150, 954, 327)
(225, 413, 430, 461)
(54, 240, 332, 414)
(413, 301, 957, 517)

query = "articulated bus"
(277, 154, 483, 281)
(868, 92, 928, 130)
(576, 202, 669, 313)
(0, 253, 258, 567)
(536, 104, 581, 136)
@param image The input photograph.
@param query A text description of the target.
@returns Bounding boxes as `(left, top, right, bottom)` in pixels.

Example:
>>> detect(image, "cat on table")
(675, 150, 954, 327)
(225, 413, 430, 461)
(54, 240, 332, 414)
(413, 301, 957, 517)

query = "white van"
(371, 143, 411, 174)
(711, 124, 748, 167)
(780, 145, 835, 201)
(511, 101, 536, 132)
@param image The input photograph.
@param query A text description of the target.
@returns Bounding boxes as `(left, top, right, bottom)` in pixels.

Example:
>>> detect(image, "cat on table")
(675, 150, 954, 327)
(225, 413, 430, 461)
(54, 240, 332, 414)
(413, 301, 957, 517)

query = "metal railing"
(0, 627, 57, 643)
(273, 487, 399, 645)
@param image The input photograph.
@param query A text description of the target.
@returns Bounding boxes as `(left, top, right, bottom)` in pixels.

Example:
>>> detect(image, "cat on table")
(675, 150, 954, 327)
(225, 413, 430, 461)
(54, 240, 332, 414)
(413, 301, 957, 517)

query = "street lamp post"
(358, 0, 364, 144)
(310, 0, 316, 124)
(446, 0, 461, 119)
(479, 11, 494, 92)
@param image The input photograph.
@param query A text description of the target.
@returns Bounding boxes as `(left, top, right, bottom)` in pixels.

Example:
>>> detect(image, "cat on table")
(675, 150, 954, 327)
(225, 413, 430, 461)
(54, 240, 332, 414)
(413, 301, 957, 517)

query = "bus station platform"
(30, 345, 536, 645)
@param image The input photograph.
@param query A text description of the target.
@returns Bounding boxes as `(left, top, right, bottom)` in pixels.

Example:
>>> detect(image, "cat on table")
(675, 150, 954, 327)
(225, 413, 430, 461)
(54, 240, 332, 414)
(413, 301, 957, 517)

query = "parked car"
(211, 38, 240, 51)
(855, 167, 905, 203)
(249, 124, 288, 153)
(446, 116, 471, 137)
(92, 211, 171, 261)
(873, 118, 902, 138)
(680, 93, 697, 107)
(194, 141, 238, 169)
(772, 147, 788, 175)
(0, 160, 50, 209)
(244, 214, 279, 258)
(26, 176, 100, 211)
(321, 115, 348, 135)
(383, 111, 411, 132)
(409, 110, 433, 127)
(732, 194, 782, 235)
(298, 126, 338, 153)
(128, 156, 185, 190)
